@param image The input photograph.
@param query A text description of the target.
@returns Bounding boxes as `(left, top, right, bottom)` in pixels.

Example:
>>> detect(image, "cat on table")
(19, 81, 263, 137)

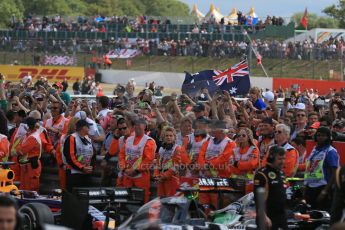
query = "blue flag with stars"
(182, 60, 251, 97)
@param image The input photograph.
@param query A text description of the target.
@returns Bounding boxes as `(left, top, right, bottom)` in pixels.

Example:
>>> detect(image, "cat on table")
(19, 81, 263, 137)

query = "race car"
(0, 162, 142, 230)
(117, 196, 228, 230)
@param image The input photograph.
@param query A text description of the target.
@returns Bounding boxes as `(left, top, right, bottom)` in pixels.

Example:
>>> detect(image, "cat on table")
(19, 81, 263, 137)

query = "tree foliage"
(0, 0, 24, 28)
(323, 0, 345, 28)
(3, 0, 190, 20)
(292, 12, 338, 30)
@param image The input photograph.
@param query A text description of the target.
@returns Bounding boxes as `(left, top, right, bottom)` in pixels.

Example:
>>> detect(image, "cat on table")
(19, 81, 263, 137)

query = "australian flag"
(182, 60, 251, 97)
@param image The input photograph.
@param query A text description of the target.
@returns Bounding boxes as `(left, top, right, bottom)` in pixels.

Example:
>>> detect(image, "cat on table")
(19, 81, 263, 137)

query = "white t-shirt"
(97, 109, 111, 119)
(86, 117, 100, 137)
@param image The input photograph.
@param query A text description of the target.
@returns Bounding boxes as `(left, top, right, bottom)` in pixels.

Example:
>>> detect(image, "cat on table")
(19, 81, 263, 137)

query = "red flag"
(300, 8, 308, 29)
(257, 53, 262, 65)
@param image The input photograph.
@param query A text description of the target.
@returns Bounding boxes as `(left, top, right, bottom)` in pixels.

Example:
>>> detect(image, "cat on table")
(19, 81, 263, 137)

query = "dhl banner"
(0, 65, 84, 83)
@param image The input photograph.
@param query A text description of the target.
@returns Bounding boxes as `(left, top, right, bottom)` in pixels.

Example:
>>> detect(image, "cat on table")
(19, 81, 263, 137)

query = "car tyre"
(19, 203, 54, 230)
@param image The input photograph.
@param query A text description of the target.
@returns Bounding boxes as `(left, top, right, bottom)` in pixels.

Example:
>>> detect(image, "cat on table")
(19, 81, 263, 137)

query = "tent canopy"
(204, 3, 224, 22)
(247, 6, 258, 18)
(224, 8, 238, 25)
(191, 4, 205, 20)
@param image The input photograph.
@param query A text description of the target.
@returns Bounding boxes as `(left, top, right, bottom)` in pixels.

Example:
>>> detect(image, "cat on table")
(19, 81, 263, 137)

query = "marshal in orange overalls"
(197, 137, 234, 209)
(16, 130, 42, 191)
(154, 145, 181, 197)
(119, 134, 156, 203)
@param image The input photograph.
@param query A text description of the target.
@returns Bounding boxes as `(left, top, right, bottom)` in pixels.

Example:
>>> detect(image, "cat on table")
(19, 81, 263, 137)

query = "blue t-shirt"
(253, 98, 266, 111)
(305, 145, 339, 188)
(321, 145, 339, 182)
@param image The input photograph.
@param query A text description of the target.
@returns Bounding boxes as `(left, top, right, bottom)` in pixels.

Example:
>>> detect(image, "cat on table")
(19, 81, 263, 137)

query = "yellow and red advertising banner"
(0, 65, 84, 83)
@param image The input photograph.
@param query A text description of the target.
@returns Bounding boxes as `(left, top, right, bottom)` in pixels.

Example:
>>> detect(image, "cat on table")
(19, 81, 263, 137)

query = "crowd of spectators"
(9, 13, 286, 33)
(1, 35, 345, 61)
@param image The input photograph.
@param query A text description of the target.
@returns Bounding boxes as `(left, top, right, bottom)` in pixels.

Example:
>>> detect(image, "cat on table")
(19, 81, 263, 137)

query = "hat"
(52, 83, 63, 89)
(192, 103, 205, 112)
(309, 121, 320, 129)
(75, 111, 87, 120)
(28, 110, 41, 120)
(22, 75, 32, 84)
(262, 91, 274, 102)
(210, 120, 227, 130)
(76, 119, 92, 130)
(261, 117, 273, 125)
(294, 103, 306, 110)
(115, 85, 126, 93)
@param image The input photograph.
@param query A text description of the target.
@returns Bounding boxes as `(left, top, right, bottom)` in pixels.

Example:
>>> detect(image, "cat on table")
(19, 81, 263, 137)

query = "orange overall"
(119, 135, 156, 203)
(281, 143, 299, 178)
(229, 145, 259, 193)
(16, 130, 42, 191)
(197, 137, 234, 209)
(154, 145, 181, 197)
(0, 134, 9, 162)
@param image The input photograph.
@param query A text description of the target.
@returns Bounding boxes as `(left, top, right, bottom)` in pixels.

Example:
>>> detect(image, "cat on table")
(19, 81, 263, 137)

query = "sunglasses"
(297, 114, 306, 117)
(275, 130, 283, 134)
(118, 127, 127, 131)
(51, 107, 59, 110)
(12, 103, 18, 106)
(238, 134, 247, 137)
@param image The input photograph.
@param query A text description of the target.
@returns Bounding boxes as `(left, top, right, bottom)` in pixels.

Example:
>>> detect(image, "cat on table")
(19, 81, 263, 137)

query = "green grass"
(0, 51, 343, 80)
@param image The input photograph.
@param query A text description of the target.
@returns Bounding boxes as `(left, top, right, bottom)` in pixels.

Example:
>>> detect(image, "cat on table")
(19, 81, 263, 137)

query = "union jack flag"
(182, 60, 251, 97)
(212, 60, 249, 86)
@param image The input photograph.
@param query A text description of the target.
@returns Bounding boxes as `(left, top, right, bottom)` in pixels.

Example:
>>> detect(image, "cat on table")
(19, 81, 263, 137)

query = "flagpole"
(244, 32, 270, 78)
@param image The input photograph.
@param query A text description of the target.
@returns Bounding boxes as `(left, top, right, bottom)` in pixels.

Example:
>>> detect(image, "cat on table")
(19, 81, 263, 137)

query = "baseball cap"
(115, 85, 126, 93)
(75, 111, 87, 120)
(52, 82, 63, 89)
(309, 121, 320, 129)
(295, 103, 306, 110)
(262, 91, 274, 102)
(22, 75, 32, 84)
(261, 117, 273, 125)
(76, 119, 92, 130)
(192, 103, 205, 112)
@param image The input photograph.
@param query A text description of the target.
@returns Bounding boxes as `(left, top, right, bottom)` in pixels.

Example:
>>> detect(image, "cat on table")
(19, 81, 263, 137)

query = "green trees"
(0, 0, 24, 28)
(0, 0, 191, 27)
(292, 12, 338, 29)
(323, 0, 345, 28)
